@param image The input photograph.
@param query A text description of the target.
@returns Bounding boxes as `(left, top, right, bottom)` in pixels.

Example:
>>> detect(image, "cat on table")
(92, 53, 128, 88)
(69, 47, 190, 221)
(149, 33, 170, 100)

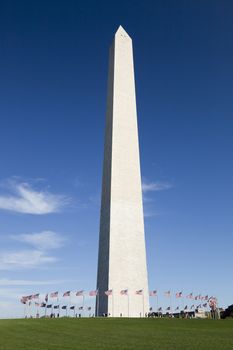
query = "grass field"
(0, 318, 233, 350)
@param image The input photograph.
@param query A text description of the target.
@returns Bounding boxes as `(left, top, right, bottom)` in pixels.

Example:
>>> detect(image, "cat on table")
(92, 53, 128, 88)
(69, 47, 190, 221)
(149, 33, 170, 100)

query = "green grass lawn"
(0, 318, 232, 350)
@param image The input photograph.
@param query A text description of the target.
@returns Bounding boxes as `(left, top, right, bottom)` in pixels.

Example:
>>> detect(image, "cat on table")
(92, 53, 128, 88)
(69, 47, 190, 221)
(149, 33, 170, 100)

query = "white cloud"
(0, 182, 69, 214)
(0, 250, 57, 270)
(142, 180, 173, 193)
(142, 179, 173, 218)
(143, 210, 160, 218)
(11, 231, 66, 250)
(0, 230, 67, 271)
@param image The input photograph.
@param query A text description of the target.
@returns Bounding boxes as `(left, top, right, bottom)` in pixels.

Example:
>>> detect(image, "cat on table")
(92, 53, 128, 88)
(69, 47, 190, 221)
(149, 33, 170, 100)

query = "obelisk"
(96, 26, 149, 317)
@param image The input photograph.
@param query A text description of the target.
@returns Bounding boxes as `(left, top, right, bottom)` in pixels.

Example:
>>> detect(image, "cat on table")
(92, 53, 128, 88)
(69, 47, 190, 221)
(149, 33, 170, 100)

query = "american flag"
(135, 289, 143, 295)
(164, 290, 171, 297)
(209, 297, 217, 308)
(50, 291, 58, 298)
(20, 296, 28, 304)
(32, 294, 39, 299)
(63, 291, 70, 297)
(76, 290, 84, 296)
(186, 293, 193, 299)
(105, 290, 113, 296)
(176, 291, 182, 298)
(89, 290, 98, 296)
(120, 289, 128, 295)
(149, 290, 157, 296)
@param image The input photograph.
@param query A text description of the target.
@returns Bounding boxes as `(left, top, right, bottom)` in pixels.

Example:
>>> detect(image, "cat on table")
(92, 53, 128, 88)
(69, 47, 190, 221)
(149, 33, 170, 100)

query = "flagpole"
(83, 294, 85, 317)
(45, 293, 48, 317)
(112, 290, 114, 317)
(170, 290, 172, 315)
(69, 294, 71, 317)
(48, 294, 49, 317)
(24, 302, 26, 318)
(182, 294, 184, 312)
(96, 290, 99, 317)
(142, 291, 144, 317)
(127, 289, 129, 318)
(57, 296, 59, 317)
(45, 305, 47, 317)
(29, 301, 31, 318)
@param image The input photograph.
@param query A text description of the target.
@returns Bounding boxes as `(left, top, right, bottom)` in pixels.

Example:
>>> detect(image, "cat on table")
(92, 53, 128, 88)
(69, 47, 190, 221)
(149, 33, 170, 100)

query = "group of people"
(26, 313, 96, 319)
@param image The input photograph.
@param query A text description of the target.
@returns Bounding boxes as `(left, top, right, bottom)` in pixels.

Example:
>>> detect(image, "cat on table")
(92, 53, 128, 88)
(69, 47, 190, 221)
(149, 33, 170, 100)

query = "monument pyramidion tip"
(115, 25, 131, 39)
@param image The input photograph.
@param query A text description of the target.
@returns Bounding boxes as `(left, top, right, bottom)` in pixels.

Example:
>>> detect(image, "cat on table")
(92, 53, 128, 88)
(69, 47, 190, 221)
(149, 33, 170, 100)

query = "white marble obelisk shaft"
(96, 26, 149, 317)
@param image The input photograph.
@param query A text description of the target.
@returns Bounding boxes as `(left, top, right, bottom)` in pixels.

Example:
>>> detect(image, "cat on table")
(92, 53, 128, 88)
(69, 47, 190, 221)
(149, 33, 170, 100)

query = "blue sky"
(0, 0, 232, 318)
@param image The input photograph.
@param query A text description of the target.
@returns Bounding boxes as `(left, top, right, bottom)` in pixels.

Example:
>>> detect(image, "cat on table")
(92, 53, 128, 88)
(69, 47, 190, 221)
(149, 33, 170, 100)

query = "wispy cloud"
(143, 210, 160, 218)
(0, 250, 57, 270)
(0, 230, 68, 271)
(142, 179, 173, 218)
(11, 231, 66, 250)
(142, 180, 173, 193)
(0, 181, 70, 214)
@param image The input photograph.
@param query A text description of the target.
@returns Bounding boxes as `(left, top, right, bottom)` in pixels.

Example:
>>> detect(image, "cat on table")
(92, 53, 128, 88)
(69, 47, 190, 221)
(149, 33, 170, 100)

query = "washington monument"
(96, 26, 149, 317)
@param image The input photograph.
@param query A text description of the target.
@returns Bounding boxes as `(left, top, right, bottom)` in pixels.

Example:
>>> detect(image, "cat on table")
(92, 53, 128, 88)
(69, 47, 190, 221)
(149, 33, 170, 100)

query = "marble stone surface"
(96, 26, 149, 317)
